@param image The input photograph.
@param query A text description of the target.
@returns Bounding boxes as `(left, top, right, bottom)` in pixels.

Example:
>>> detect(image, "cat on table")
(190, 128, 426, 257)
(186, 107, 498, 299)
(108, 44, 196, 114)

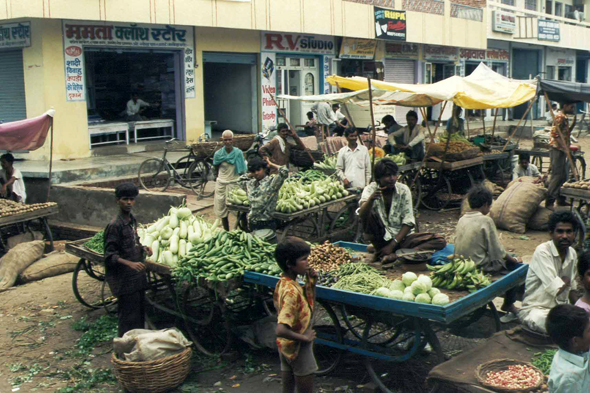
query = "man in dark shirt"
(104, 183, 151, 337)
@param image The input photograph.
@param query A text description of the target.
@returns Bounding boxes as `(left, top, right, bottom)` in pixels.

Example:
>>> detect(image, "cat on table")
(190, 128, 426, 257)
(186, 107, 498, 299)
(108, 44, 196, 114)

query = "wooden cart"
(0, 204, 59, 251)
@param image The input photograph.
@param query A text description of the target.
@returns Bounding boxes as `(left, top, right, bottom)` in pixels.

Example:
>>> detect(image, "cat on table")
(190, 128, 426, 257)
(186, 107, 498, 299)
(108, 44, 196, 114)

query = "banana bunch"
(427, 255, 492, 292)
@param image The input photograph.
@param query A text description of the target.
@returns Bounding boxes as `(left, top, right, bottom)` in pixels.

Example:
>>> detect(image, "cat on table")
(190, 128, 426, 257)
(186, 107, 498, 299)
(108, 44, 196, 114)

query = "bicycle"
(138, 138, 214, 198)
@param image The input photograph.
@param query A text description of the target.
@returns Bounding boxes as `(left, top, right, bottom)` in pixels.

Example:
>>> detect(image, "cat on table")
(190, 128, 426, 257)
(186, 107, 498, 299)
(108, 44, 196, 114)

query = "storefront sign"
(374, 7, 406, 41)
(261, 52, 277, 131)
(423, 45, 458, 62)
(538, 19, 560, 41)
(339, 38, 377, 60)
(384, 42, 419, 60)
(486, 49, 510, 61)
(459, 49, 486, 61)
(62, 21, 195, 101)
(262, 33, 336, 55)
(344, 0, 395, 6)
(0, 22, 31, 49)
(492, 11, 516, 34)
(546, 48, 575, 66)
(460, 48, 510, 63)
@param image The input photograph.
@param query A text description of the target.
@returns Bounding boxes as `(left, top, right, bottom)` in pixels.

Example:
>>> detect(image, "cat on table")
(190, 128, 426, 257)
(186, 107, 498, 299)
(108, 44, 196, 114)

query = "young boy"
(104, 183, 152, 337)
(273, 237, 317, 393)
(546, 304, 590, 392)
(512, 152, 545, 183)
(575, 251, 590, 314)
(455, 185, 521, 321)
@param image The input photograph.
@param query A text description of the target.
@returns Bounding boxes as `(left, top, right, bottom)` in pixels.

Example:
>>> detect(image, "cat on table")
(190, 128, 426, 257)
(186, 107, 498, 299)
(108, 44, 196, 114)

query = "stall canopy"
(277, 89, 443, 108)
(325, 63, 537, 110)
(0, 109, 54, 151)
(537, 79, 590, 104)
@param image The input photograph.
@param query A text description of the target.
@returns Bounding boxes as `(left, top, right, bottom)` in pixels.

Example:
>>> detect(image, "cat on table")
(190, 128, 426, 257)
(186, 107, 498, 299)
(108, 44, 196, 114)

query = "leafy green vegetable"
(532, 349, 557, 375)
(83, 231, 104, 254)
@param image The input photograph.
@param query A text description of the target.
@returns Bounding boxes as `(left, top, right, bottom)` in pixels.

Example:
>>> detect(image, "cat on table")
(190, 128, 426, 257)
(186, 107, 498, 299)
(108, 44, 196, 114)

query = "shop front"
(62, 21, 195, 148)
(339, 38, 381, 80)
(512, 45, 542, 118)
(545, 47, 576, 82)
(423, 45, 459, 121)
(260, 32, 336, 131)
(382, 42, 419, 124)
(0, 22, 30, 124)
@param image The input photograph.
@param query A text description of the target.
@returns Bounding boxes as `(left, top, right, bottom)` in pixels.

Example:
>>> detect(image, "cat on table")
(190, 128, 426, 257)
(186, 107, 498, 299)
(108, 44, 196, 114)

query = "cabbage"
(388, 279, 406, 292)
(404, 286, 413, 294)
(432, 293, 450, 305)
(388, 290, 404, 300)
(428, 288, 441, 298)
(402, 272, 418, 287)
(411, 280, 429, 296)
(374, 287, 391, 298)
(417, 275, 433, 291)
(415, 293, 432, 304)
(402, 292, 415, 302)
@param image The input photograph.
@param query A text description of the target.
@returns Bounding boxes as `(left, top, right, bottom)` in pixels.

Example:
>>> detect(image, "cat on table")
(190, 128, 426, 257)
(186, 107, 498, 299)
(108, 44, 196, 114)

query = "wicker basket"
(290, 149, 325, 168)
(233, 134, 256, 151)
(191, 141, 221, 159)
(475, 359, 544, 392)
(111, 347, 192, 393)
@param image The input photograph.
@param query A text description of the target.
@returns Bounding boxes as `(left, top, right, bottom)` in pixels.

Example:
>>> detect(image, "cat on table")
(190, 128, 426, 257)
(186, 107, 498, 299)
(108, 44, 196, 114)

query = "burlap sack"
(7, 231, 44, 249)
(507, 176, 538, 189)
(113, 328, 192, 362)
(0, 240, 45, 290)
(528, 207, 552, 231)
(19, 251, 79, 283)
(490, 182, 547, 234)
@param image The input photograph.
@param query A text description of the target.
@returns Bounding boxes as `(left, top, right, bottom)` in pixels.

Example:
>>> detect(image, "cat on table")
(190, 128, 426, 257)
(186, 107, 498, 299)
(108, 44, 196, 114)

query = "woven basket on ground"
(474, 359, 544, 393)
(111, 347, 192, 393)
(290, 149, 325, 168)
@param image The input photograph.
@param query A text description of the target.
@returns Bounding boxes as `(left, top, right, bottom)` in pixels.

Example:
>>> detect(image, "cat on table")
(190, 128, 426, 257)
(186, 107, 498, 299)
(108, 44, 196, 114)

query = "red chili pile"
(484, 364, 542, 390)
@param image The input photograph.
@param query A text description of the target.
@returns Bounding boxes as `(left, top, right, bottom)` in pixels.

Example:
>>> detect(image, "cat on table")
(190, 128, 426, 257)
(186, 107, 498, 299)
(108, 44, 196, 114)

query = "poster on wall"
(374, 7, 406, 41)
(261, 52, 277, 131)
(0, 22, 31, 49)
(62, 21, 195, 101)
(339, 38, 377, 60)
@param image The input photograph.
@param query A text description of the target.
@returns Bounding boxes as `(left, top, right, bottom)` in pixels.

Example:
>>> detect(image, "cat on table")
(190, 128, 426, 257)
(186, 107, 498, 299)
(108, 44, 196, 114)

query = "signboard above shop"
(492, 11, 516, 34)
(339, 38, 377, 59)
(374, 7, 407, 41)
(262, 32, 336, 55)
(538, 19, 560, 41)
(0, 22, 31, 49)
(384, 42, 419, 59)
(424, 45, 459, 62)
(460, 48, 510, 62)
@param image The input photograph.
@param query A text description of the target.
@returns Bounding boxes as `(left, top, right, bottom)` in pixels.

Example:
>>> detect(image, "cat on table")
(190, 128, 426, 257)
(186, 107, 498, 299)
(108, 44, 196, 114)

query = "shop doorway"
(203, 52, 258, 134)
(512, 49, 540, 118)
(84, 49, 184, 143)
(276, 56, 319, 127)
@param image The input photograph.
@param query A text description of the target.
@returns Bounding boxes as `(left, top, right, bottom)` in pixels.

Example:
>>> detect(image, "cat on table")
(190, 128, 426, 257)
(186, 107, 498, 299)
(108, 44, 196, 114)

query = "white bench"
(131, 119, 175, 143)
(88, 122, 130, 149)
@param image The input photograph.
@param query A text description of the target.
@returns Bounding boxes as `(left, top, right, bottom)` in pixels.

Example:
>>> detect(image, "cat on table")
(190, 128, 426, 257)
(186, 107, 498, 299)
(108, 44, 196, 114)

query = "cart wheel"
(181, 285, 215, 326)
(138, 158, 171, 192)
(339, 305, 404, 346)
(362, 317, 427, 393)
(328, 204, 358, 241)
(72, 259, 116, 310)
(576, 156, 586, 180)
(183, 298, 232, 356)
(313, 301, 343, 376)
(420, 171, 452, 211)
(398, 173, 422, 210)
(188, 160, 214, 199)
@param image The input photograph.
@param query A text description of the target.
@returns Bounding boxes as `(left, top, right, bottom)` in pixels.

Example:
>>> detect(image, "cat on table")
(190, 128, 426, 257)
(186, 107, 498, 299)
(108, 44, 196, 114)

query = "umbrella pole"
(544, 92, 579, 181)
(269, 93, 315, 163)
(335, 81, 363, 148)
(47, 117, 54, 201)
(466, 113, 471, 139)
(368, 78, 378, 182)
(501, 98, 536, 152)
(491, 108, 499, 138)
(419, 107, 433, 140)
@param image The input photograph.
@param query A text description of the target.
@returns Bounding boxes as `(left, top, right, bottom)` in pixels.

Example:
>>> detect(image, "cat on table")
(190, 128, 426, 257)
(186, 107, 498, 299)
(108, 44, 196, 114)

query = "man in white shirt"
(519, 211, 580, 333)
(0, 153, 26, 203)
(311, 102, 339, 136)
(335, 128, 371, 189)
(387, 111, 425, 161)
(546, 103, 558, 125)
(125, 93, 155, 121)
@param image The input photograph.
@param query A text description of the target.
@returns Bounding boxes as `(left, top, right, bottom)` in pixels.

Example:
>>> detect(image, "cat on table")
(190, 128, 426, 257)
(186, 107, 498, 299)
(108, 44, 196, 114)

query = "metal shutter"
(0, 50, 26, 123)
(383, 60, 416, 125)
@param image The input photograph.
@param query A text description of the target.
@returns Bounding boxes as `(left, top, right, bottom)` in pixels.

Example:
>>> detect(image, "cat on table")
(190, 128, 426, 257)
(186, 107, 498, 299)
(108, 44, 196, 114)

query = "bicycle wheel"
(138, 158, 171, 192)
(188, 160, 214, 198)
(72, 259, 116, 310)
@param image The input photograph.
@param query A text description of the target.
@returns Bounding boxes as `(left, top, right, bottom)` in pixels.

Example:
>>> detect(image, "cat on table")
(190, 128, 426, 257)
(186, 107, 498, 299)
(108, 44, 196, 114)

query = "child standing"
(575, 251, 590, 314)
(273, 237, 317, 393)
(546, 304, 590, 392)
(104, 183, 152, 337)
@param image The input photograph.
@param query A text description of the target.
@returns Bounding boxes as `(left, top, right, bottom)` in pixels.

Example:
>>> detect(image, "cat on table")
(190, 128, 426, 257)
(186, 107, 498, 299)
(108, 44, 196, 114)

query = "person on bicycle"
(260, 123, 306, 174)
(213, 130, 247, 231)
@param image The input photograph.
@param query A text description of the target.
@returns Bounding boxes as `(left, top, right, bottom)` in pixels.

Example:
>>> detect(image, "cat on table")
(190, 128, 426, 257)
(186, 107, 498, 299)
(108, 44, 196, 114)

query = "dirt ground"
(1, 135, 588, 393)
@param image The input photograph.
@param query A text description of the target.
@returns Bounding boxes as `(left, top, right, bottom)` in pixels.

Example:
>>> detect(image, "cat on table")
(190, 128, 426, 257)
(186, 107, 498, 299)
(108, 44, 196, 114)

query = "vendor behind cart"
(359, 159, 446, 262)
(335, 128, 371, 189)
(239, 156, 288, 242)
(213, 130, 246, 231)
(387, 111, 425, 161)
(0, 153, 26, 203)
(260, 123, 306, 175)
(445, 106, 465, 136)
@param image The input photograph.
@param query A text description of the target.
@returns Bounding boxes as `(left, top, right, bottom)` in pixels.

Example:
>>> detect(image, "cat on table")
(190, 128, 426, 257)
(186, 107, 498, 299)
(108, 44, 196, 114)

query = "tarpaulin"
(537, 79, 590, 103)
(278, 89, 444, 107)
(0, 109, 54, 151)
(325, 63, 537, 110)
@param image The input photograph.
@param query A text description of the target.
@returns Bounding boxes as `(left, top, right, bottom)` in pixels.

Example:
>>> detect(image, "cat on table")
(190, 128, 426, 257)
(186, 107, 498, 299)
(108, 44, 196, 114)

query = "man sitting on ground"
(519, 211, 580, 333)
(359, 159, 446, 263)
(513, 152, 545, 183)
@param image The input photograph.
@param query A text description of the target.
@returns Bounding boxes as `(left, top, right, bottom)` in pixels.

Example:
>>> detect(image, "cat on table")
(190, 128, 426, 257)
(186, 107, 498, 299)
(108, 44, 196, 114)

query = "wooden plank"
(482, 153, 508, 161)
(0, 205, 59, 227)
(561, 187, 590, 200)
(425, 156, 484, 171)
(65, 238, 105, 264)
(145, 260, 172, 276)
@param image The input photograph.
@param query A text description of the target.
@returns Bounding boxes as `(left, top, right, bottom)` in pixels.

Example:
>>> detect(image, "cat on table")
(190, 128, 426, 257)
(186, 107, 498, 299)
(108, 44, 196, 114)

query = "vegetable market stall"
(244, 241, 529, 393)
(0, 200, 59, 251)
